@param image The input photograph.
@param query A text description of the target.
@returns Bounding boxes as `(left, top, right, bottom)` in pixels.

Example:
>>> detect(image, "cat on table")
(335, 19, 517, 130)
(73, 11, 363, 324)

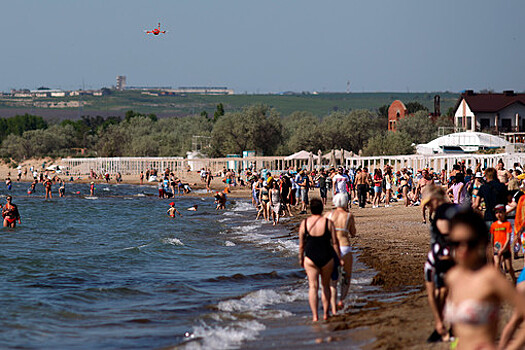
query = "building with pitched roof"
(454, 90, 525, 133)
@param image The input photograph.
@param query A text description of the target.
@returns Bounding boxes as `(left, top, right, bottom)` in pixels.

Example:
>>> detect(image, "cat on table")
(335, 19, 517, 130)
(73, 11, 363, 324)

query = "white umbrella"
(308, 152, 314, 171)
(317, 149, 323, 168)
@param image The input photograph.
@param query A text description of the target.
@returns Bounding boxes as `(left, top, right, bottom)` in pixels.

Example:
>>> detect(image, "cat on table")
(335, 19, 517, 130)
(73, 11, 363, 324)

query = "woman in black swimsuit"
(299, 198, 343, 322)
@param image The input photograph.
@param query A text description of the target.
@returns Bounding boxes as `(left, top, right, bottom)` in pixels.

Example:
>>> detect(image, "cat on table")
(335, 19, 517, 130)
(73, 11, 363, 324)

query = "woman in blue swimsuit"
(299, 198, 343, 322)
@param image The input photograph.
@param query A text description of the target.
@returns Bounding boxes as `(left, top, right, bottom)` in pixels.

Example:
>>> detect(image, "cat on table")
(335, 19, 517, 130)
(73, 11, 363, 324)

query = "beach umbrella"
(308, 152, 314, 171)
(340, 148, 345, 167)
(317, 149, 323, 168)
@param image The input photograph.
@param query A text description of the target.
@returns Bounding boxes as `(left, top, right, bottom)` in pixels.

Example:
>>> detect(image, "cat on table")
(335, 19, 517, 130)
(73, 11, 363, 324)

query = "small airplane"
(145, 23, 167, 35)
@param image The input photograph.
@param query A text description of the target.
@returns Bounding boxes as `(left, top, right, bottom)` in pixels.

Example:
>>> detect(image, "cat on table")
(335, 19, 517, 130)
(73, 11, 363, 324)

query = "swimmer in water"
(215, 192, 226, 210)
(187, 205, 198, 211)
(58, 180, 65, 197)
(3, 196, 21, 228)
(167, 202, 182, 217)
(90, 182, 95, 196)
(5, 177, 12, 191)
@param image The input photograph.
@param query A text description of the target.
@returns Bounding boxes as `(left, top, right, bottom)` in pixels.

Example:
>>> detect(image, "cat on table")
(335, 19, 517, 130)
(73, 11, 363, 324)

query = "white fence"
(61, 153, 525, 176)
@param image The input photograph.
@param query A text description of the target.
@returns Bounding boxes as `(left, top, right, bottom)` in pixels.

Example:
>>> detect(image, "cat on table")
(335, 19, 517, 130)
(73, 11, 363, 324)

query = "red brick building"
(388, 100, 407, 132)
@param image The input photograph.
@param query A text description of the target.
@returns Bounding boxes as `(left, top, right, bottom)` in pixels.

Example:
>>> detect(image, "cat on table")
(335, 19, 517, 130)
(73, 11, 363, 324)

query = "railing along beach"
(62, 151, 525, 176)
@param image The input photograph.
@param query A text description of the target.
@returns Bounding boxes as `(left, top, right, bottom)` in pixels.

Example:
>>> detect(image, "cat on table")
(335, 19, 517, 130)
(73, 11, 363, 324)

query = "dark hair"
(310, 198, 323, 215)
(450, 210, 489, 264)
(484, 167, 497, 181)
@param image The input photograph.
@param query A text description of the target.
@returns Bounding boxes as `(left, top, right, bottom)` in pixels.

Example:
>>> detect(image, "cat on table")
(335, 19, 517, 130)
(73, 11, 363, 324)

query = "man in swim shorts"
(167, 202, 182, 217)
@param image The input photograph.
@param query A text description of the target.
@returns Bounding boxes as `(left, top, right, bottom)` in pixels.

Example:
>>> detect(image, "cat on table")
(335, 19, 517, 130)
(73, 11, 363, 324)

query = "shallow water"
(0, 181, 383, 349)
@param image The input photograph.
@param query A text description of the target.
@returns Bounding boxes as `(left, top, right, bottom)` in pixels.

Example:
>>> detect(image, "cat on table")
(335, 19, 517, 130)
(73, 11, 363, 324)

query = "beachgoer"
(490, 204, 516, 284)
(316, 169, 329, 205)
(472, 167, 508, 227)
(372, 168, 383, 208)
(384, 167, 394, 207)
(187, 205, 198, 211)
(298, 198, 343, 321)
(58, 180, 65, 197)
(140, 171, 144, 185)
(445, 210, 525, 349)
(298, 170, 310, 214)
(259, 184, 270, 220)
(499, 270, 525, 348)
(90, 182, 95, 196)
(325, 193, 356, 312)
(43, 178, 52, 199)
(215, 192, 227, 210)
(167, 202, 182, 218)
(5, 177, 12, 191)
(269, 181, 282, 226)
(422, 186, 457, 342)
(355, 168, 369, 208)
(3, 196, 21, 228)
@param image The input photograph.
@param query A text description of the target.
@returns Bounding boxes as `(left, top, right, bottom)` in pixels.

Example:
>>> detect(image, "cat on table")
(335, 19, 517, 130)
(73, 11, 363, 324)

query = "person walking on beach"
(384, 167, 393, 207)
(325, 193, 356, 312)
(332, 168, 350, 207)
(3, 196, 21, 228)
(490, 204, 516, 284)
(355, 168, 369, 208)
(298, 170, 310, 214)
(140, 171, 144, 185)
(372, 168, 383, 208)
(298, 198, 343, 321)
(269, 182, 282, 226)
(421, 187, 457, 342)
(473, 167, 507, 227)
(445, 210, 525, 349)
(316, 169, 329, 206)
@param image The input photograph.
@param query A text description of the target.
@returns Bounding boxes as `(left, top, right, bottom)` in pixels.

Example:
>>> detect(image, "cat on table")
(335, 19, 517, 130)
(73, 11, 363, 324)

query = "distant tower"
(116, 76, 126, 91)
(346, 81, 350, 93)
(433, 95, 441, 117)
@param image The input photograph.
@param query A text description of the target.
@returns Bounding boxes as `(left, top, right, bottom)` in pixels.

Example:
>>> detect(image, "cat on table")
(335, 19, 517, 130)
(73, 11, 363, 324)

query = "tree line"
(0, 103, 453, 161)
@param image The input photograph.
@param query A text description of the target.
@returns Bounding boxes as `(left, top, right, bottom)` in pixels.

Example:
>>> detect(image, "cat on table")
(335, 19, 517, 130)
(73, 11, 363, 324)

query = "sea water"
(0, 182, 382, 349)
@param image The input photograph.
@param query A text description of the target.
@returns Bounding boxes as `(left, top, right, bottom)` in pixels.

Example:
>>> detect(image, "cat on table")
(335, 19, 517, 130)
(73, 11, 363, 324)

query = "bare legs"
(330, 251, 353, 312)
(304, 257, 333, 321)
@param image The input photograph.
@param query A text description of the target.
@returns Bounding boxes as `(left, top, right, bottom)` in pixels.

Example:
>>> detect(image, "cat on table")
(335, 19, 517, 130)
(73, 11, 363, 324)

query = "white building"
(416, 131, 509, 155)
(454, 90, 525, 132)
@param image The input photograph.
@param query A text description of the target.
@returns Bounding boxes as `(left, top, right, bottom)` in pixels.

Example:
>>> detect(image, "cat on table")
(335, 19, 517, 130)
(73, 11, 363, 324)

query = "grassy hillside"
(0, 91, 459, 120)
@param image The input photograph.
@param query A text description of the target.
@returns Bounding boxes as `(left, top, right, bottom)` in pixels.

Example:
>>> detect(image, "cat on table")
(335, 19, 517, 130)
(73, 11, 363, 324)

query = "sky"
(0, 0, 523, 93)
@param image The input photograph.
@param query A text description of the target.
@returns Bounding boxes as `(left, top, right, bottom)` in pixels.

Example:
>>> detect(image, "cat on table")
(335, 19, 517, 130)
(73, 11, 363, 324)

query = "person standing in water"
(58, 180, 66, 197)
(43, 177, 52, 199)
(299, 198, 343, 322)
(167, 202, 182, 218)
(90, 182, 95, 196)
(3, 196, 21, 228)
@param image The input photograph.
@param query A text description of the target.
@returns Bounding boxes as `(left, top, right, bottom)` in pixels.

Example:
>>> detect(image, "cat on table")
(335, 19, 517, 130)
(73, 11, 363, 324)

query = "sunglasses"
(448, 239, 479, 250)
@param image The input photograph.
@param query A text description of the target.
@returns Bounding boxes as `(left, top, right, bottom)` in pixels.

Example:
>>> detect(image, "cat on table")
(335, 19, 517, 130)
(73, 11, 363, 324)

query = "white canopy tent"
(416, 132, 509, 155)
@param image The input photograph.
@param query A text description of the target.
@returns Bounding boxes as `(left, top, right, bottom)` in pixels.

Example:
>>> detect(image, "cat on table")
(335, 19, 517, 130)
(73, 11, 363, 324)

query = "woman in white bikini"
(325, 193, 356, 312)
(445, 210, 525, 349)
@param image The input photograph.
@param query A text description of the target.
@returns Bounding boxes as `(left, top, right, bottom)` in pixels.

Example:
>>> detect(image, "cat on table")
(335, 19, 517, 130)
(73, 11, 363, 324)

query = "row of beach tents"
(284, 149, 355, 170)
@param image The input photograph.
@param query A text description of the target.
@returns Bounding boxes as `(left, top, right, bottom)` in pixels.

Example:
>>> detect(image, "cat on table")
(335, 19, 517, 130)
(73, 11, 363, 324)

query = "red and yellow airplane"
(145, 23, 167, 35)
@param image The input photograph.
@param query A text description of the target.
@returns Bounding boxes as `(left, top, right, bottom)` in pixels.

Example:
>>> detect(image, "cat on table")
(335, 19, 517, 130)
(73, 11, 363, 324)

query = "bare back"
(325, 208, 355, 246)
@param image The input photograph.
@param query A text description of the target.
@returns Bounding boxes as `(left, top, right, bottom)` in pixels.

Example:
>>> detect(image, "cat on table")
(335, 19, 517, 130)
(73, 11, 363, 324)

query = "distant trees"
(405, 101, 428, 114)
(0, 105, 455, 161)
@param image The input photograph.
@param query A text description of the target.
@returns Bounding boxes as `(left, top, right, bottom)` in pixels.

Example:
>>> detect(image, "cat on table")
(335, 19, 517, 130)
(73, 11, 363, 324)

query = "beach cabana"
(323, 149, 353, 167)
(285, 150, 313, 170)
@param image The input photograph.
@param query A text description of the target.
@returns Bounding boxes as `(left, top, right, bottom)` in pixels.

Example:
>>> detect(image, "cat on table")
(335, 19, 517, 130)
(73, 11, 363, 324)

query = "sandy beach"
(2, 158, 520, 349)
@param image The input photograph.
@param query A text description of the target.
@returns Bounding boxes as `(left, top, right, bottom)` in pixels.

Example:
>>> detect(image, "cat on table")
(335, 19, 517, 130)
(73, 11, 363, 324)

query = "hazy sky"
(1, 0, 523, 93)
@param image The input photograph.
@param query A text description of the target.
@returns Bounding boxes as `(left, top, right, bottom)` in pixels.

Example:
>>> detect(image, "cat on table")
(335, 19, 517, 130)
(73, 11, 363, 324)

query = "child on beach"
(167, 202, 182, 218)
(491, 204, 516, 284)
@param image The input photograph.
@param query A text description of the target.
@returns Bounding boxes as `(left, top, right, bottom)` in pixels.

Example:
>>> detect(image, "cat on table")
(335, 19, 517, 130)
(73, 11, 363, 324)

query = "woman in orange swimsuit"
(3, 196, 21, 228)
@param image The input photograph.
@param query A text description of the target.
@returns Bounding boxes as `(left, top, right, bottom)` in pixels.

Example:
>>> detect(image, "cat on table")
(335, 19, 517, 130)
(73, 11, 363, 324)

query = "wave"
(162, 238, 184, 246)
(184, 320, 265, 350)
(205, 271, 279, 283)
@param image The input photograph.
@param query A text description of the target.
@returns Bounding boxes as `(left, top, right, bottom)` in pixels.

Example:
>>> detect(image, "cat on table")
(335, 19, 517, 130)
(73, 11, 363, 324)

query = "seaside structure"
(387, 100, 408, 132)
(454, 90, 525, 133)
(416, 131, 509, 155)
(116, 76, 126, 91)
